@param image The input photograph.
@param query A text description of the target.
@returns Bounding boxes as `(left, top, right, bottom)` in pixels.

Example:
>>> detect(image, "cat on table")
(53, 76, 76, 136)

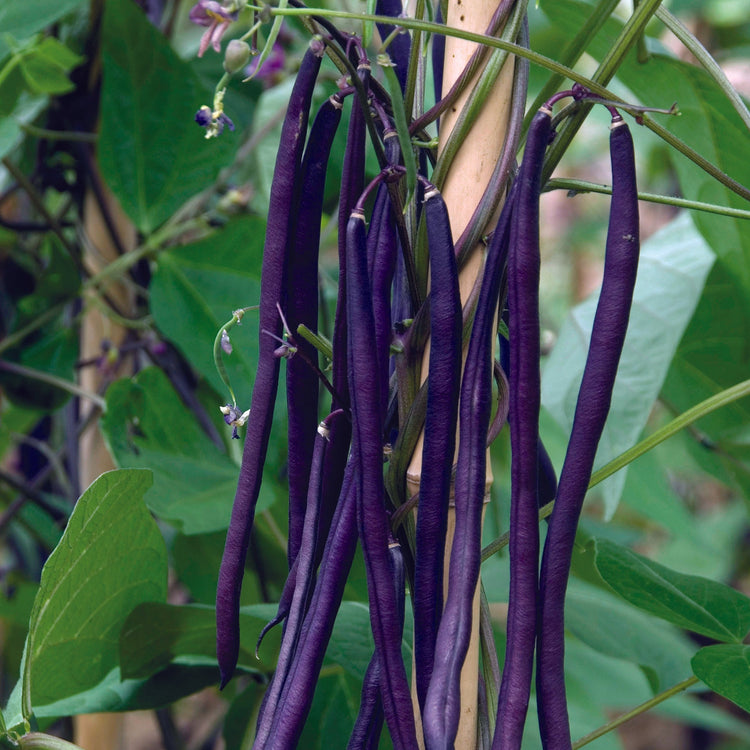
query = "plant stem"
(589, 377, 750, 488)
(546, 178, 750, 219)
(0, 361, 107, 411)
(572, 677, 699, 749)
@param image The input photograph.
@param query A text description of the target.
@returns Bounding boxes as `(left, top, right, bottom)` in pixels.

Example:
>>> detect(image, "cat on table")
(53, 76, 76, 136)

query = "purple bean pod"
(493, 106, 552, 750)
(216, 44, 323, 689)
(375, 0, 411, 93)
(536, 116, 639, 750)
(347, 210, 419, 750)
(413, 185, 462, 712)
(367, 181, 398, 422)
(260, 464, 359, 749)
(499, 332, 557, 509)
(347, 540, 406, 750)
(254, 410, 345, 747)
(333, 65, 370, 414)
(286, 95, 344, 568)
(423, 178, 518, 750)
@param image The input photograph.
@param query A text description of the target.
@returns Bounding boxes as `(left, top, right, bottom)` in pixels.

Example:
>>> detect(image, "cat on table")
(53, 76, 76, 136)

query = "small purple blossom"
(195, 104, 235, 138)
(220, 404, 250, 439)
(189, 0, 237, 57)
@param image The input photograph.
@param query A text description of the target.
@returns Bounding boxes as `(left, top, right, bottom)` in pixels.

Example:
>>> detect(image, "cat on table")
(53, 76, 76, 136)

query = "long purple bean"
(286, 95, 343, 568)
(254, 411, 344, 748)
(216, 44, 323, 689)
(261, 465, 359, 748)
(413, 185, 462, 712)
(367, 180, 398, 422)
(423, 178, 518, 750)
(347, 210, 419, 750)
(375, 0, 411, 93)
(493, 106, 552, 750)
(536, 115, 639, 750)
(332, 66, 369, 414)
(347, 540, 406, 750)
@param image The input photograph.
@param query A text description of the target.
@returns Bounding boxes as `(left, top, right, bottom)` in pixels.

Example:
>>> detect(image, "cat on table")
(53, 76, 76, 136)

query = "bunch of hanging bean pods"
(211, 4, 640, 747)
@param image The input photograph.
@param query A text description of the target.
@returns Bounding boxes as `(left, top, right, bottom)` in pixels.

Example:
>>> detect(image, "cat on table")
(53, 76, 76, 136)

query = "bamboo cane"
(407, 0, 516, 746)
(73, 180, 135, 750)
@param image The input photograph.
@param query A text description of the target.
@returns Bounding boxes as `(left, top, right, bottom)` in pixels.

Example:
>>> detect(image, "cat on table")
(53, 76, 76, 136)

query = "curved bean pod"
(375, 0, 412, 93)
(347, 540, 406, 750)
(413, 185, 462, 712)
(493, 106, 552, 750)
(287, 95, 343, 568)
(347, 211, 419, 750)
(423, 177, 518, 750)
(332, 66, 370, 414)
(536, 115, 639, 750)
(216, 44, 323, 689)
(261, 464, 358, 749)
(367, 180, 398, 423)
(254, 411, 344, 748)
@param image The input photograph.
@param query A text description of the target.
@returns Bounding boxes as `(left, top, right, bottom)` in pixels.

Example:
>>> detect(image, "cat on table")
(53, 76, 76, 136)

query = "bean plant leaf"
(149, 217, 265, 408)
(594, 538, 750, 643)
(99, 0, 234, 233)
(4, 666, 218, 728)
(101, 367, 250, 535)
(297, 669, 363, 750)
(691, 644, 750, 714)
(119, 603, 280, 679)
(565, 583, 696, 692)
(0, 0, 86, 61)
(541, 213, 714, 518)
(23, 469, 167, 707)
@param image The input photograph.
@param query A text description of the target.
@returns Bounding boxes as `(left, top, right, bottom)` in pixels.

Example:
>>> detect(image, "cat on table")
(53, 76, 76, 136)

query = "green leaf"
(99, 0, 234, 233)
(172, 531, 263, 606)
(692, 644, 750, 713)
(660, 690, 750, 741)
(18, 37, 83, 94)
(149, 217, 264, 407)
(0, 0, 86, 61)
(101, 367, 244, 535)
(4, 665, 219, 727)
(541, 212, 714, 518)
(222, 681, 263, 750)
(0, 116, 21, 158)
(119, 602, 280, 680)
(325, 601, 377, 681)
(23, 469, 167, 707)
(565, 582, 696, 692)
(594, 538, 750, 643)
(297, 669, 362, 750)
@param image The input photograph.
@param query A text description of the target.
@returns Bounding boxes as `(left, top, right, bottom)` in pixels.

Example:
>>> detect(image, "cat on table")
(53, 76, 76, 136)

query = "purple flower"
(189, 0, 237, 57)
(220, 404, 250, 439)
(195, 104, 235, 138)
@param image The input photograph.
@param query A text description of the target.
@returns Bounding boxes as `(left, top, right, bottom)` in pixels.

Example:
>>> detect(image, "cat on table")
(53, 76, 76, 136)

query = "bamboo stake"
(73, 179, 135, 750)
(407, 0, 515, 746)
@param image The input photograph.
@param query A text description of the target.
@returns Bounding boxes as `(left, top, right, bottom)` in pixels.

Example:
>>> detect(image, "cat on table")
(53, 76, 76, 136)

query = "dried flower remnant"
(220, 330, 232, 355)
(189, 0, 237, 57)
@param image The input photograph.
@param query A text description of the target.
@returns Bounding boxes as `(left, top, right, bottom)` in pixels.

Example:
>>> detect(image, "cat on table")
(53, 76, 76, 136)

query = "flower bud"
(223, 39, 251, 74)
